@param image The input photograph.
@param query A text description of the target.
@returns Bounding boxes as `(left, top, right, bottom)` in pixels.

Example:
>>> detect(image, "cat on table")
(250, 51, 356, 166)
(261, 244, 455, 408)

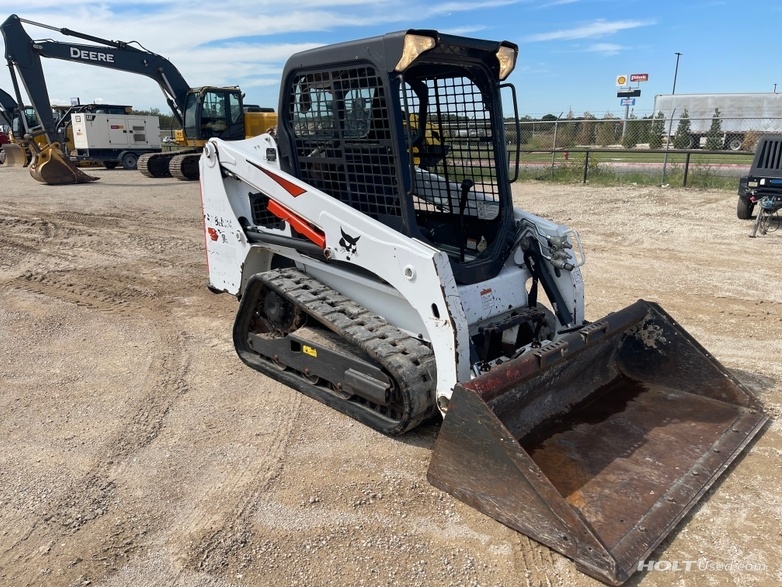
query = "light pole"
(672, 52, 682, 94)
(663, 52, 683, 185)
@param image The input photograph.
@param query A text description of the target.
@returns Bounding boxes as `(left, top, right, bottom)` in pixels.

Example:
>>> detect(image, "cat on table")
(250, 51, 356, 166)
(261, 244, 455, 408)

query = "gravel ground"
(0, 163, 779, 587)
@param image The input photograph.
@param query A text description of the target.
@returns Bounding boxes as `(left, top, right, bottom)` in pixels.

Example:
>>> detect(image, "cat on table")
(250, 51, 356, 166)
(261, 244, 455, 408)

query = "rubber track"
(137, 150, 195, 178)
(252, 268, 437, 435)
(169, 153, 200, 181)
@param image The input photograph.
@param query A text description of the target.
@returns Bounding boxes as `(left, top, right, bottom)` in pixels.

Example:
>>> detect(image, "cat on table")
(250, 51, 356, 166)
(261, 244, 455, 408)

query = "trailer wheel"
(121, 152, 139, 170)
(737, 196, 755, 219)
(104, 161, 118, 170)
(726, 135, 743, 151)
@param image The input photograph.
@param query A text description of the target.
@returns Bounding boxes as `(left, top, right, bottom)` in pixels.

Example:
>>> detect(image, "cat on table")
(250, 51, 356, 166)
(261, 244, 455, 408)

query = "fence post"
(550, 112, 563, 173)
(683, 151, 691, 187)
(661, 108, 677, 185)
(583, 150, 590, 183)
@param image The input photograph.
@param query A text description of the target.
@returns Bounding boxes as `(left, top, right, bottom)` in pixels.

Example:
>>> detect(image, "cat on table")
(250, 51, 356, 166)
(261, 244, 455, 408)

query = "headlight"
(395, 34, 437, 72)
(496, 43, 517, 80)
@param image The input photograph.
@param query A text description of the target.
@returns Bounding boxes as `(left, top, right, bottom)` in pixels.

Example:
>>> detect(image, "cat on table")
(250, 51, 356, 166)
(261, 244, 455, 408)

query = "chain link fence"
(505, 115, 782, 152)
(495, 115, 781, 187)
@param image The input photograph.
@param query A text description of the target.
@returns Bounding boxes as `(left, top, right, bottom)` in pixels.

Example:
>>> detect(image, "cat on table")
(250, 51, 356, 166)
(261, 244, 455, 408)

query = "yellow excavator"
(1, 14, 275, 183)
(0, 87, 37, 167)
(198, 30, 768, 584)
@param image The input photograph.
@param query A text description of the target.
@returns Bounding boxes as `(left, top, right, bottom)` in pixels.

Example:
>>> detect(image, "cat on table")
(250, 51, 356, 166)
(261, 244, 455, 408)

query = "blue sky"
(2, 1, 781, 120)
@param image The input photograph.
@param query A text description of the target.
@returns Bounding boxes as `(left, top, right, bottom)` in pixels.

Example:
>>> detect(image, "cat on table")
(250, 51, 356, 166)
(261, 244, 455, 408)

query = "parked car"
(737, 135, 782, 218)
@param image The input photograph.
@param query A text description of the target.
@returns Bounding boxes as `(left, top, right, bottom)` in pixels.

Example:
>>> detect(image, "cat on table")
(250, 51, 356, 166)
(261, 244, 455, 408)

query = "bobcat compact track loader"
(199, 30, 767, 585)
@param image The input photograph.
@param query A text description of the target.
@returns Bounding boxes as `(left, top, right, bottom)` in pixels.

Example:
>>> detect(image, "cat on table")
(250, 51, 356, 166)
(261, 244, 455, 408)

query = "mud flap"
(427, 300, 767, 585)
(29, 143, 99, 184)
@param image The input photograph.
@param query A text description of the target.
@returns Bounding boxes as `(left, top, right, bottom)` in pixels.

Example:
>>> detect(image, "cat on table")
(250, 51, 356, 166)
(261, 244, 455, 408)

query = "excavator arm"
(2, 13, 191, 135)
(1, 14, 217, 182)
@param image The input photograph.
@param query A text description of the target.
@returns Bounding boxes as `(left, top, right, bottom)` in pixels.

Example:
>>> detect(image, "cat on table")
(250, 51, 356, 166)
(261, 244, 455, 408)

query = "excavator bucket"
(28, 142, 98, 184)
(1, 142, 29, 167)
(428, 300, 767, 585)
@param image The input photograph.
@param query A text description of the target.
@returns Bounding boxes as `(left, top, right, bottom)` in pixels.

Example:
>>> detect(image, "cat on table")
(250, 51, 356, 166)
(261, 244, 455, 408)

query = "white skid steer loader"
(199, 30, 767, 585)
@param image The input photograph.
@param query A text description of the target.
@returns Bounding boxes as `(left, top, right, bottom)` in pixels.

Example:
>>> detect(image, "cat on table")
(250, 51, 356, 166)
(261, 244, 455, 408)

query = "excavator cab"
(181, 87, 246, 145)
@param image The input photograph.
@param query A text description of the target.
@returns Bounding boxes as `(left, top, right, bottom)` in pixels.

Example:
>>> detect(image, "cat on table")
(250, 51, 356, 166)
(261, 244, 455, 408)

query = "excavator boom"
(1, 14, 269, 182)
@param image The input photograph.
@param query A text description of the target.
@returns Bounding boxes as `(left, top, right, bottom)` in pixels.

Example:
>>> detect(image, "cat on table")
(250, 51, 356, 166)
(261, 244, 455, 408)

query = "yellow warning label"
(303, 345, 317, 357)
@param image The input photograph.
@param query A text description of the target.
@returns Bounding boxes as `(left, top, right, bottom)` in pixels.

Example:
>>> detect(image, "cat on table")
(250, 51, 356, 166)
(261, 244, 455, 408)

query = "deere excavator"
(199, 31, 767, 584)
(0, 85, 36, 167)
(1, 14, 275, 184)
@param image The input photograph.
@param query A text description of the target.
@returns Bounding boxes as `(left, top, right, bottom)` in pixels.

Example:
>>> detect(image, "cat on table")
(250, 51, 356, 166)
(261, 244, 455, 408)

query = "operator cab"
(183, 87, 245, 143)
(276, 30, 519, 285)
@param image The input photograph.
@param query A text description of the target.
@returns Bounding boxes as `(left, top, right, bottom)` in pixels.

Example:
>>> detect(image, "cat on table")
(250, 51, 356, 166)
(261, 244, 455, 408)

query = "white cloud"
(586, 42, 624, 55)
(525, 18, 655, 42)
(540, 0, 578, 7)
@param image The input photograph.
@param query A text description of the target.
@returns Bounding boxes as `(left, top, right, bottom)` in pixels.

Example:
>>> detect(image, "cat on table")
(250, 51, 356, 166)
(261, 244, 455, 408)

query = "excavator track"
(169, 153, 201, 181)
(233, 268, 437, 435)
(137, 151, 187, 178)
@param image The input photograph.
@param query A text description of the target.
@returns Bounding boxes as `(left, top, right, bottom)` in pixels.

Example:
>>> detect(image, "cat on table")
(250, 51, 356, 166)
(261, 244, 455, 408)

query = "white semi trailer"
(653, 92, 782, 150)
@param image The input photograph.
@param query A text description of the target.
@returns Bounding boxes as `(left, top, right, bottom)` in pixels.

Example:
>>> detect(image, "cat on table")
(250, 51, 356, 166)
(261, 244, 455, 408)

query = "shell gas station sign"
(616, 73, 648, 100)
(617, 73, 649, 87)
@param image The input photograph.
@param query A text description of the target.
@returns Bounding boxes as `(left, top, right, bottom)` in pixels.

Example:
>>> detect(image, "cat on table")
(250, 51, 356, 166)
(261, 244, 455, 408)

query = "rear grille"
(751, 137, 782, 177)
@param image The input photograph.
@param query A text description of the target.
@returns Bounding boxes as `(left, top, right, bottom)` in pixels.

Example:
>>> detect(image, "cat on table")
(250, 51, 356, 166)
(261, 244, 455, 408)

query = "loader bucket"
(1, 143, 29, 167)
(29, 142, 98, 184)
(428, 300, 767, 586)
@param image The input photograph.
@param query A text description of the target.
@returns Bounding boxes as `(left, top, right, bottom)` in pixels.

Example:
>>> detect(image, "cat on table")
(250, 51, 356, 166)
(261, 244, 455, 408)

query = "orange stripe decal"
(252, 163, 307, 197)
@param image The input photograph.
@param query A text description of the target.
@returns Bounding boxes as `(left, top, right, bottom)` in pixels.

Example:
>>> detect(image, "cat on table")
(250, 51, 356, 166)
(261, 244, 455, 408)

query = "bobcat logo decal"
(339, 228, 360, 259)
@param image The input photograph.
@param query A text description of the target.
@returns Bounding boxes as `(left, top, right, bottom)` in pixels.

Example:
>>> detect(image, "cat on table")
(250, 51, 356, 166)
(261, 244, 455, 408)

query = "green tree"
(557, 110, 578, 148)
(539, 113, 557, 133)
(596, 114, 620, 146)
(132, 107, 179, 132)
(576, 112, 597, 146)
(672, 109, 692, 149)
(622, 115, 642, 149)
(516, 115, 533, 145)
(648, 111, 665, 149)
(705, 108, 723, 150)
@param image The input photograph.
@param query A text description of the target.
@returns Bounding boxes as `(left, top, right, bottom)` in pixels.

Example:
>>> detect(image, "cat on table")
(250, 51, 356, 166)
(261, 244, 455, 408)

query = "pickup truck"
(737, 135, 782, 218)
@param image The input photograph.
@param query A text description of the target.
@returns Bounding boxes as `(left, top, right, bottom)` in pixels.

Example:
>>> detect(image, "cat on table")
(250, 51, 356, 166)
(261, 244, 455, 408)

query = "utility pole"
(672, 52, 682, 94)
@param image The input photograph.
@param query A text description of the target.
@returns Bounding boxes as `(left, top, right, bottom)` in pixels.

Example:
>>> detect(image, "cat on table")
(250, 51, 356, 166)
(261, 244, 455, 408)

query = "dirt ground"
(0, 163, 779, 587)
